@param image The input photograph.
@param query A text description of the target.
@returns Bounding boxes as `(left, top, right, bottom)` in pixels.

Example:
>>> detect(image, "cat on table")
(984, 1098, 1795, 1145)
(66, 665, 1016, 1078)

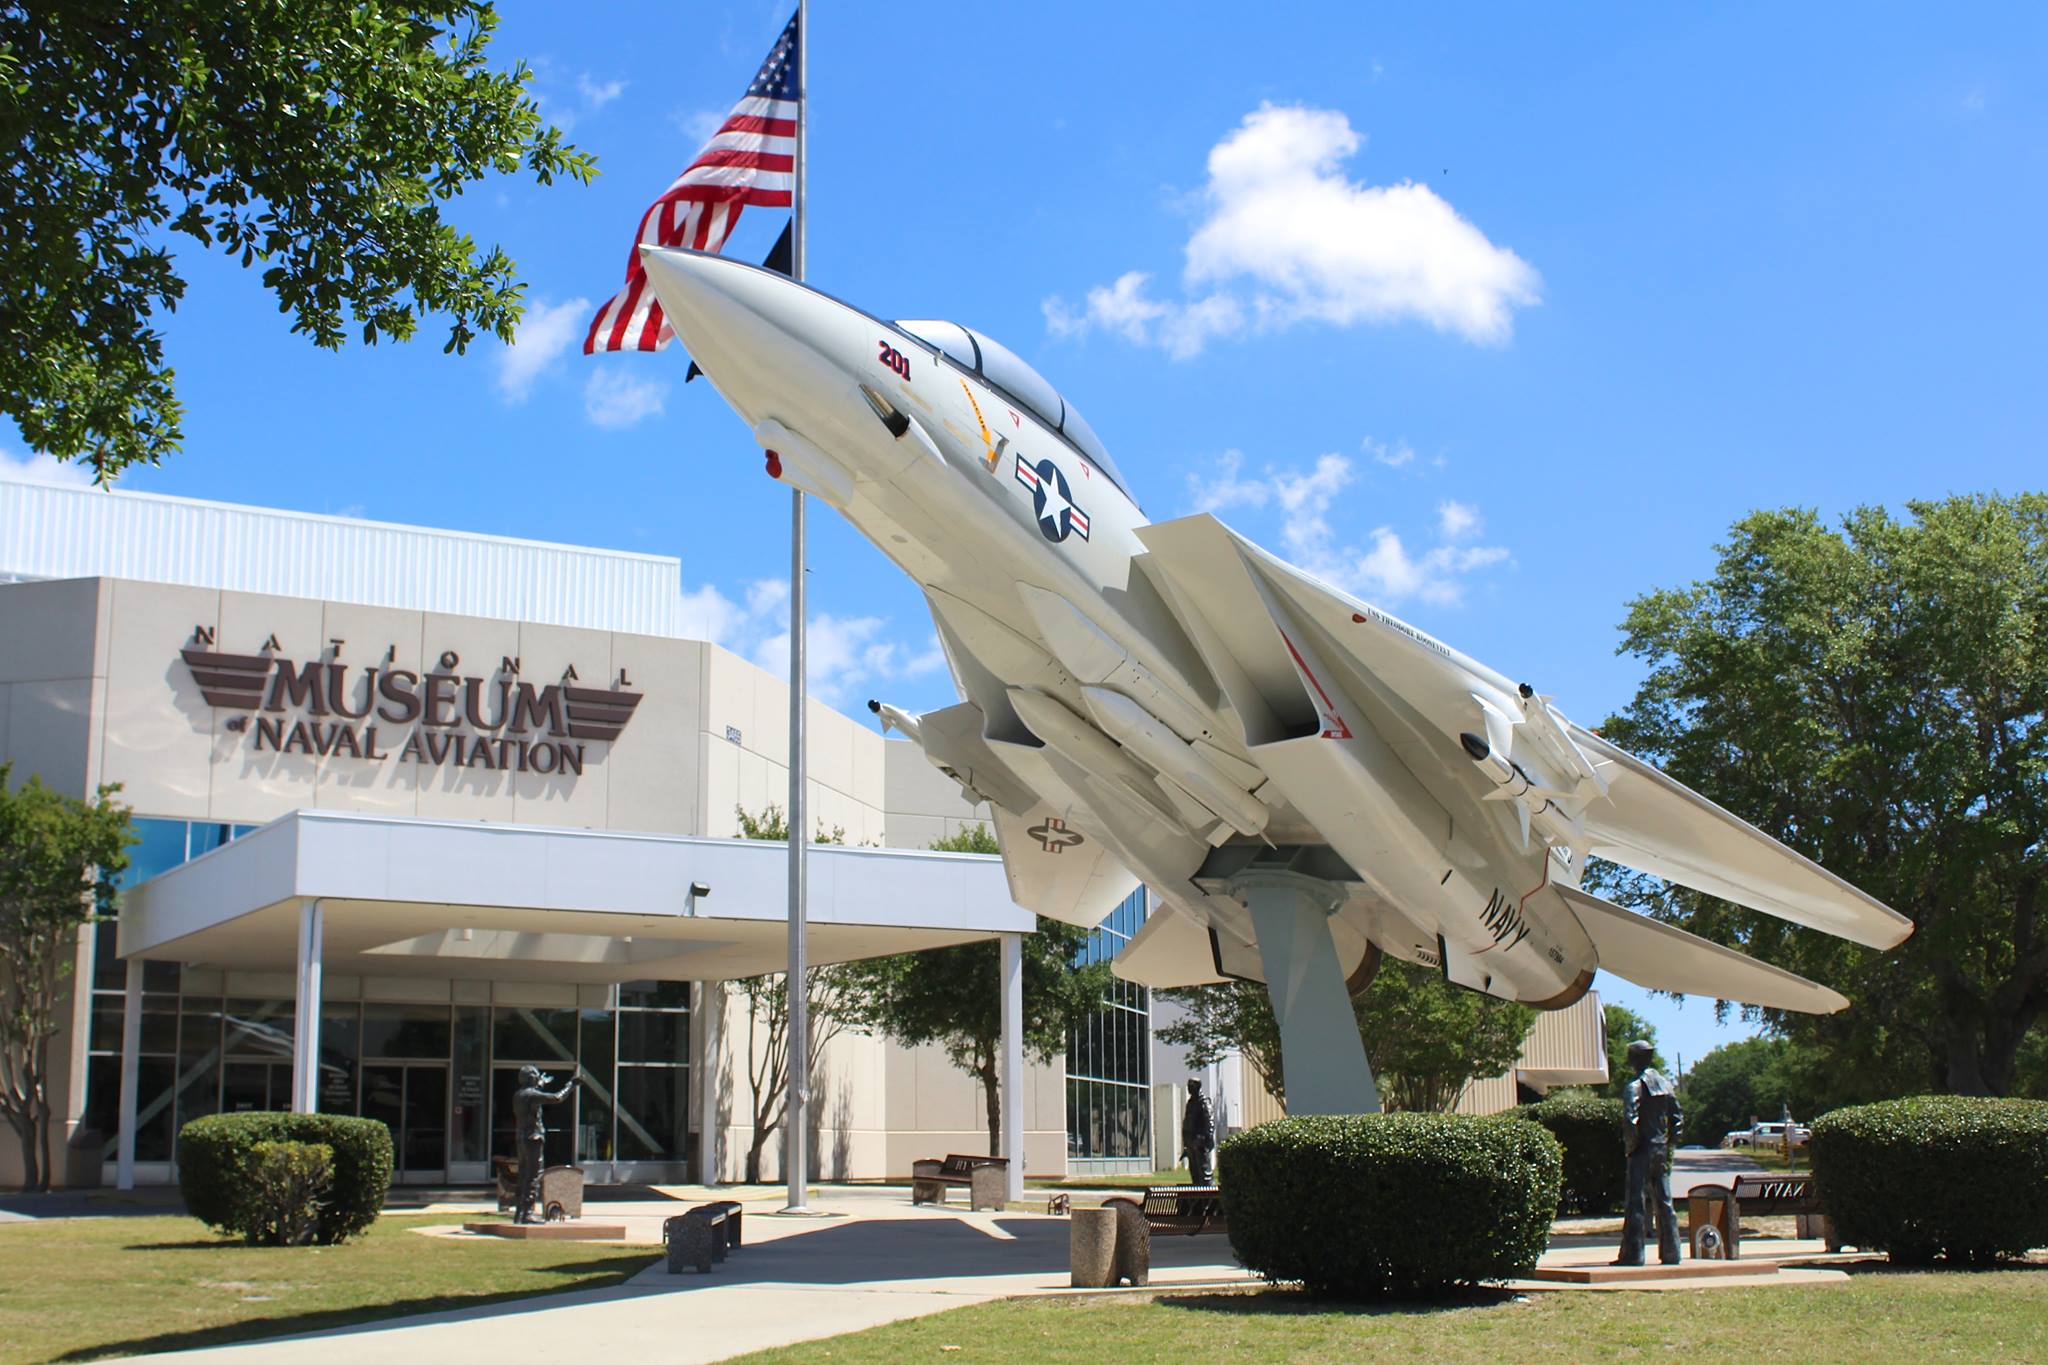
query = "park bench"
(1109, 1185, 1228, 1237)
(1687, 1173, 1836, 1259)
(664, 1201, 742, 1273)
(910, 1153, 1010, 1210)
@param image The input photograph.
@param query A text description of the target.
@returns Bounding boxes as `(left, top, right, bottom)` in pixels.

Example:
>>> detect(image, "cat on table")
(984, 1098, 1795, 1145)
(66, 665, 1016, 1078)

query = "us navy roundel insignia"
(1027, 817, 1085, 853)
(1013, 455, 1091, 544)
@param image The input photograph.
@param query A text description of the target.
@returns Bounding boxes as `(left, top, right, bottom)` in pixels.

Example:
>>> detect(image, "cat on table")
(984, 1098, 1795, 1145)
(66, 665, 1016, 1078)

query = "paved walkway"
(135, 1166, 1858, 1365)
(140, 1187, 1260, 1365)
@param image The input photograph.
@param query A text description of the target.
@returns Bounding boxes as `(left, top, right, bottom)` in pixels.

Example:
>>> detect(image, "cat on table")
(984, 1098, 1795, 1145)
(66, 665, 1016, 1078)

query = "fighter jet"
(637, 246, 1912, 1114)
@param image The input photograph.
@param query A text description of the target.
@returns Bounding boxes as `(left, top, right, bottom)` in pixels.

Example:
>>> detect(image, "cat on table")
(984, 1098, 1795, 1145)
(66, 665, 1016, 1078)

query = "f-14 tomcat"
(638, 246, 1912, 1114)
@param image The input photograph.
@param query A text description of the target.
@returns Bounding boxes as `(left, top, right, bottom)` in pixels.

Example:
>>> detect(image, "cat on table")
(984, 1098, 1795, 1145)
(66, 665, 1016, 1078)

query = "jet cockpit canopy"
(896, 320, 1127, 495)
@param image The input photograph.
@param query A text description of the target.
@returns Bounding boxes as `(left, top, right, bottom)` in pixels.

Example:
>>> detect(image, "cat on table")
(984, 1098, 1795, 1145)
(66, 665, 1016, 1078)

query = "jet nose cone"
(637, 247, 859, 419)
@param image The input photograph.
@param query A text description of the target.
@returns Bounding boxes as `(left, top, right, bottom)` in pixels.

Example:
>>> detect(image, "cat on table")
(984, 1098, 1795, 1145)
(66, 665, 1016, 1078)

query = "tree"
(0, 767, 133, 1191)
(1, 2, 595, 482)
(1679, 1035, 1822, 1145)
(1361, 960, 1535, 1113)
(1157, 979, 1283, 1101)
(1163, 959, 1536, 1113)
(730, 805, 855, 1183)
(1598, 495, 2048, 1098)
(838, 824, 1112, 1155)
(1597, 1003, 1659, 1100)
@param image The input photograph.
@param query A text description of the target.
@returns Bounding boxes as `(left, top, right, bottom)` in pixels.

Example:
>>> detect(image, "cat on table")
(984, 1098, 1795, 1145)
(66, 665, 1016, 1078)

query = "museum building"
(1, 476, 1606, 1191)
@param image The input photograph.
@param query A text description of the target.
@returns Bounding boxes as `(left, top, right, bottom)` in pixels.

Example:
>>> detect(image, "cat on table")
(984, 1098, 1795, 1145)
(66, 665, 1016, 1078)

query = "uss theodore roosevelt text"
(181, 630, 641, 776)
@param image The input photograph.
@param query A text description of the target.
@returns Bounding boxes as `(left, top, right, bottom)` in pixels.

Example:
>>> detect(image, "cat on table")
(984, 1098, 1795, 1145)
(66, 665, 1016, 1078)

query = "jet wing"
(1557, 885, 1848, 1014)
(990, 802, 1134, 929)
(1570, 729, 1912, 951)
(1111, 901, 1229, 988)
(1135, 513, 1910, 954)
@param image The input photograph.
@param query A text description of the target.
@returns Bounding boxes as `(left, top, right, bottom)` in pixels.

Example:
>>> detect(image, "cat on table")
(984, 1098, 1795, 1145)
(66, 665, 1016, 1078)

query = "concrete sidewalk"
(134, 1167, 1844, 1364)
(139, 1189, 1258, 1365)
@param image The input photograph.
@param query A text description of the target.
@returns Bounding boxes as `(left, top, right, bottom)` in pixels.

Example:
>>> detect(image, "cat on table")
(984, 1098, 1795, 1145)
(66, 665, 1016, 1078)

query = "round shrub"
(244, 1141, 335, 1246)
(1219, 1112, 1562, 1298)
(1515, 1092, 1625, 1215)
(180, 1112, 392, 1244)
(1811, 1095, 2048, 1265)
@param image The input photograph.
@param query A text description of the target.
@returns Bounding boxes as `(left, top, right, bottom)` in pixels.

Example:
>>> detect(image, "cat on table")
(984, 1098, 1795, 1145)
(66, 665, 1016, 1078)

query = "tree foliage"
(1163, 959, 1535, 1113)
(837, 823, 1112, 1155)
(1679, 1035, 1821, 1145)
(1598, 495, 2048, 1098)
(0, 767, 133, 1191)
(0, 1, 595, 481)
(1596, 1002, 1659, 1100)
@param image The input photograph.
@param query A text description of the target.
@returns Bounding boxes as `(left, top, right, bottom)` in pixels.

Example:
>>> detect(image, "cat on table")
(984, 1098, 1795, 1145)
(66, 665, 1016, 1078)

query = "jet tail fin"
(1557, 884, 1848, 1014)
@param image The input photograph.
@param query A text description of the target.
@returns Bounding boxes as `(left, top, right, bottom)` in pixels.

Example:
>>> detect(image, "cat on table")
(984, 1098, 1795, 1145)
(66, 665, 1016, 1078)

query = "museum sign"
(180, 627, 641, 776)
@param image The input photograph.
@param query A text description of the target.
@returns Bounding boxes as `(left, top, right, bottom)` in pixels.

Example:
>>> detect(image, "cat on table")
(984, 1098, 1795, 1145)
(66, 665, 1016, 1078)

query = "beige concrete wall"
(880, 739, 995, 850)
(709, 983, 1065, 1182)
(0, 577, 892, 842)
(697, 646, 888, 846)
(0, 576, 1054, 1186)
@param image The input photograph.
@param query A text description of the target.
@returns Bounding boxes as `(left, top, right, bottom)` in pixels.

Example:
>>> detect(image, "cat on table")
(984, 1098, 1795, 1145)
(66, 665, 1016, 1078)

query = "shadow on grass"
(50, 1254, 661, 1363)
(1155, 1286, 1524, 1318)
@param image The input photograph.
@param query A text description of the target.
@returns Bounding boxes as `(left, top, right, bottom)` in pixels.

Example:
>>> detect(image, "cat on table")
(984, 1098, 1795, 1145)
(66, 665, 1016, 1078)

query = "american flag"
(583, 13, 800, 354)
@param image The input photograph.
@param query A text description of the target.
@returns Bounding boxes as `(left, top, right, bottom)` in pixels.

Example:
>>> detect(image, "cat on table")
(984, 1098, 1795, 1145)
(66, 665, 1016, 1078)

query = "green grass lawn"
(0, 1213, 658, 1364)
(727, 1267, 2048, 1363)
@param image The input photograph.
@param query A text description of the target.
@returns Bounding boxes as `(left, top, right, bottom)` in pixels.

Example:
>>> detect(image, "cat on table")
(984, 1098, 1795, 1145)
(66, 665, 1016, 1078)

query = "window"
(1066, 887, 1151, 1161)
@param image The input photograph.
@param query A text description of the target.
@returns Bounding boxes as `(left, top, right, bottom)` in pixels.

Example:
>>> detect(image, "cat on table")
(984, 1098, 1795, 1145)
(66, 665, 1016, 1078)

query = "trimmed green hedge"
(1811, 1095, 2048, 1265)
(1515, 1092, 1625, 1215)
(1219, 1113, 1561, 1298)
(180, 1112, 392, 1244)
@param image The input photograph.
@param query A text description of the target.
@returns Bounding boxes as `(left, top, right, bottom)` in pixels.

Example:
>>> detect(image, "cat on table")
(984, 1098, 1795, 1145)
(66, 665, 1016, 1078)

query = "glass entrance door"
(362, 1063, 448, 1184)
(220, 1060, 290, 1115)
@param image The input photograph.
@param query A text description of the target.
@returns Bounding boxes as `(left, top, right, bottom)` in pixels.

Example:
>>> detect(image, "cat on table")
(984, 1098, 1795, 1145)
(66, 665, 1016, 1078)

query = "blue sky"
(7, 2, 2044, 1073)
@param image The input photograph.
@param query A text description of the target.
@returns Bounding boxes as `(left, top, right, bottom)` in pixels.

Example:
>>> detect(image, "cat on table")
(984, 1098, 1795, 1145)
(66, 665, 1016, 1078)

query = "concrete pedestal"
(1069, 1207, 1118, 1287)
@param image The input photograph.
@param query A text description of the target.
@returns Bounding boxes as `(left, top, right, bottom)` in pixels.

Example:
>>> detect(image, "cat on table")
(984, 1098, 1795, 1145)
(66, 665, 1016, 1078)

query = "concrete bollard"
(1107, 1198, 1150, 1287)
(1069, 1206, 1118, 1287)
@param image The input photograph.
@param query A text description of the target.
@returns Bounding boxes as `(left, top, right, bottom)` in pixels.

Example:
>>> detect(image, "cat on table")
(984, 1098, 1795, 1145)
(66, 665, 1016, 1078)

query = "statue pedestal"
(464, 1221, 627, 1241)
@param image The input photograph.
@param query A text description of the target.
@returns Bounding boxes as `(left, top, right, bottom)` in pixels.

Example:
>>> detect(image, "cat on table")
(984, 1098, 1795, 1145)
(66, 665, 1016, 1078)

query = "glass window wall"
(82, 818, 697, 1179)
(1066, 887, 1152, 1161)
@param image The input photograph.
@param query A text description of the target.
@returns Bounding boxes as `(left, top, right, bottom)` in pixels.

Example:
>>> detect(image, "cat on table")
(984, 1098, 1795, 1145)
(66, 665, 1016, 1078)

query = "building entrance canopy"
(119, 809, 1029, 981)
(110, 810, 1031, 1191)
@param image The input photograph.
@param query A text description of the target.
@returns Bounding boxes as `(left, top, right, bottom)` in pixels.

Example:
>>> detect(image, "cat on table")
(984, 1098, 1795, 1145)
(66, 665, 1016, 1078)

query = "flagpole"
(783, 0, 811, 1215)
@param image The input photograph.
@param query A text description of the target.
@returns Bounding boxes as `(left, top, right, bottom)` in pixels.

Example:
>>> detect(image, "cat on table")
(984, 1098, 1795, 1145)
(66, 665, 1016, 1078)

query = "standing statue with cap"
(1182, 1078, 1217, 1186)
(511, 1065, 578, 1225)
(1616, 1039, 1683, 1265)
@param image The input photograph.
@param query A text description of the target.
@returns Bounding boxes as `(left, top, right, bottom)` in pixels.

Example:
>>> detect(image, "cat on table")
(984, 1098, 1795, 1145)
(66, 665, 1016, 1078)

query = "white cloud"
(495, 296, 590, 402)
(677, 580, 946, 710)
(1184, 449, 1273, 515)
(583, 368, 669, 429)
(1437, 499, 1480, 540)
(1181, 449, 1511, 607)
(536, 67, 629, 133)
(1364, 436, 1415, 468)
(673, 107, 728, 143)
(1045, 102, 1540, 356)
(0, 447, 94, 487)
(578, 74, 627, 109)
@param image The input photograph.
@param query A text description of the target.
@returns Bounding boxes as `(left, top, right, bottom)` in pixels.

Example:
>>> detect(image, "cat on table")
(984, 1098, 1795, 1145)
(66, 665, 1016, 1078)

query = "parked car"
(1724, 1121, 1810, 1150)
